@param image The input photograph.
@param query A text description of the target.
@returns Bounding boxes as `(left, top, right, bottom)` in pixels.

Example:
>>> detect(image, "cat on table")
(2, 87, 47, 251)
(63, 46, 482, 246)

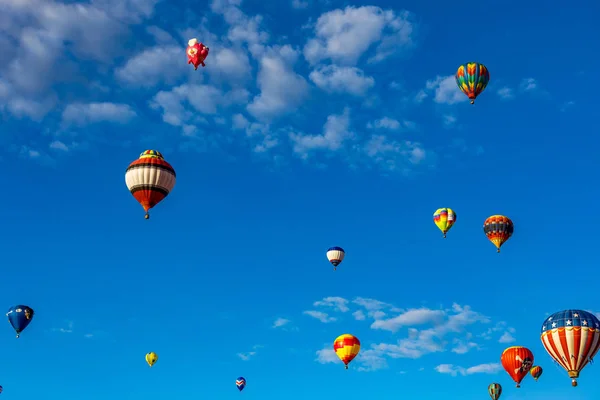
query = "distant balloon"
(433, 208, 456, 238)
(6, 305, 34, 338)
(488, 383, 502, 400)
(186, 38, 209, 70)
(455, 62, 490, 104)
(0, 385, 3, 394)
(530, 366, 543, 381)
(236, 377, 246, 392)
(326, 247, 345, 270)
(541, 310, 600, 387)
(146, 352, 158, 367)
(483, 215, 513, 253)
(333, 334, 360, 369)
(501, 346, 534, 388)
(125, 150, 176, 219)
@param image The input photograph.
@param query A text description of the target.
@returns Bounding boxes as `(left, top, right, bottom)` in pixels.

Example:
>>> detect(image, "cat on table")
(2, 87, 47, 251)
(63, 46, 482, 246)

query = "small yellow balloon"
(146, 352, 158, 367)
(433, 208, 456, 238)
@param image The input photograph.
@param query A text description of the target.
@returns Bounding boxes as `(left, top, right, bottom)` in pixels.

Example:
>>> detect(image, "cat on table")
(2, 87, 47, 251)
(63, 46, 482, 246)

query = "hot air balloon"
(455, 62, 490, 104)
(530, 365, 543, 381)
(483, 215, 513, 253)
(0, 385, 3, 394)
(488, 383, 502, 400)
(541, 310, 600, 387)
(433, 208, 456, 238)
(125, 150, 176, 219)
(236, 377, 246, 392)
(187, 38, 209, 70)
(333, 334, 360, 369)
(501, 346, 534, 388)
(6, 305, 34, 338)
(146, 352, 158, 367)
(326, 247, 345, 270)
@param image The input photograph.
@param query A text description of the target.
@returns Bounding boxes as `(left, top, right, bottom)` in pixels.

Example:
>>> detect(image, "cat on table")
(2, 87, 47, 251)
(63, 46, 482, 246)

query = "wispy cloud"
(237, 345, 263, 361)
(303, 310, 336, 323)
(435, 363, 502, 376)
(272, 317, 291, 328)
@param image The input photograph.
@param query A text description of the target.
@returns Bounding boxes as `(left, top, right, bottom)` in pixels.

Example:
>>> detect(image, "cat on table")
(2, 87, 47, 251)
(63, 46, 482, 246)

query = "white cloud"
(49, 140, 69, 151)
(309, 65, 375, 96)
(290, 108, 353, 156)
(435, 363, 502, 376)
(115, 45, 188, 88)
(303, 310, 336, 323)
(363, 135, 429, 172)
(442, 114, 456, 128)
(367, 117, 416, 131)
(519, 78, 537, 92)
(291, 0, 308, 9)
(424, 75, 466, 105)
(313, 297, 350, 312)
(61, 102, 137, 126)
(273, 318, 290, 328)
(51, 321, 74, 333)
(497, 87, 514, 100)
(498, 330, 516, 343)
(247, 45, 308, 120)
(237, 344, 262, 361)
(316, 345, 340, 364)
(304, 6, 416, 66)
(370, 308, 445, 332)
(353, 310, 366, 320)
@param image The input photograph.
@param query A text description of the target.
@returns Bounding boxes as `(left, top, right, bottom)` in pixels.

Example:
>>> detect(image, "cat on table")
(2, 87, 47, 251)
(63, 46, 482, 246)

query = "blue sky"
(0, 0, 599, 399)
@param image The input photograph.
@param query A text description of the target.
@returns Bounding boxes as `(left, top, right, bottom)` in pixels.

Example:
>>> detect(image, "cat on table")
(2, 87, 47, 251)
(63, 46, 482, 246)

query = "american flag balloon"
(541, 309, 600, 387)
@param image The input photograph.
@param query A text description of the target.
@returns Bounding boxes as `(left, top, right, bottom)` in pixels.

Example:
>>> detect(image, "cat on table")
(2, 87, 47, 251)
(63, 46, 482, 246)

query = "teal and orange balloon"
(456, 62, 490, 104)
(433, 208, 456, 238)
(488, 383, 502, 400)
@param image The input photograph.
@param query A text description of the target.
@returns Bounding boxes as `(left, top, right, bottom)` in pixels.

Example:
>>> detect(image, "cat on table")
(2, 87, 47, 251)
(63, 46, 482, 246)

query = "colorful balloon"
(541, 310, 600, 387)
(530, 365, 543, 381)
(455, 62, 490, 104)
(236, 377, 246, 392)
(146, 352, 158, 367)
(501, 346, 534, 388)
(488, 383, 502, 400)
(125, 150, 176, 219)
(433, 208, 456, 238)
(6, 305, 34, 338)
(483, 215, 513, 253)
(186, 38, 209, 70)
(333, 334, 360, 369)
(326, 247, 345, 270)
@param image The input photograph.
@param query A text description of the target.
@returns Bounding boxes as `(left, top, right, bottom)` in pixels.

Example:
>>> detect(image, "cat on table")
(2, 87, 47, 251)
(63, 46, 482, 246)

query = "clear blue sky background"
(0, 0, 598, 399)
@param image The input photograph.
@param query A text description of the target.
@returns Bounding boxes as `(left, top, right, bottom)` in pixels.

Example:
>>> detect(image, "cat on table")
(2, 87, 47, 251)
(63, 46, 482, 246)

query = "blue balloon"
(236, 377, 246, 392)
(6, 305, 34, 338)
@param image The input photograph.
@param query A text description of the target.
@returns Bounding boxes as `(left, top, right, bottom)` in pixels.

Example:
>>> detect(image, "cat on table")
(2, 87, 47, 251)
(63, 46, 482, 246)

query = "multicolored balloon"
(433, 208, 456, 238)
(455, 62, 490, 104)
(145, 352, 158, 367)
(488, 383, 502, 400)
(501, 346, 534, 388)
(236, 377, 246, 392)
(6, 305, 34, 338)
(125, 150, 176, 219)
(541, 310, 600, 387)
(326, 247, 345, 270)
(483, 215, 513, 253)
(530, 365, 543, 381)
(333, 334, 360, 369)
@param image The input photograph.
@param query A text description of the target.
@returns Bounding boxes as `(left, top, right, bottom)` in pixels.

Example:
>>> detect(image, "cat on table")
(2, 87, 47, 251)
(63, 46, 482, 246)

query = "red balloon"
(501, 346, 534, 388)
(186, 38, 209, 70)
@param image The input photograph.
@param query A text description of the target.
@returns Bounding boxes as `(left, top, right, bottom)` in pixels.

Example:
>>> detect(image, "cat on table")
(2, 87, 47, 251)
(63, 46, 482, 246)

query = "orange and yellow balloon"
(145, 352, 158, 367)
(433, 208, 456, 238)
(455, 62, 490, 104)
(530, 366, 543, 381)
(333, 334, 360, 369)
(483, 215, 513, 253)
